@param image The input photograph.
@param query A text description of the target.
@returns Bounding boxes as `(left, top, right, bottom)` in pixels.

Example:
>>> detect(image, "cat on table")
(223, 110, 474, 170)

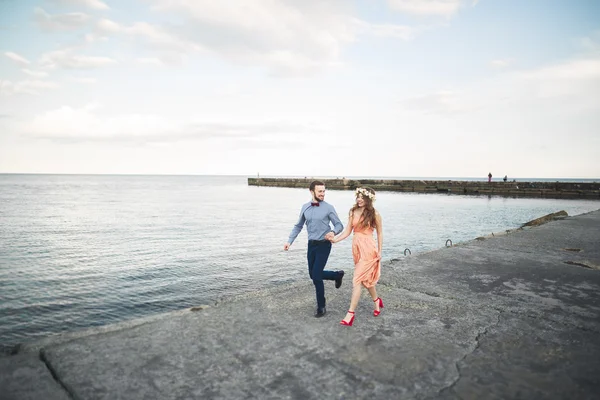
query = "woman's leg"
(367, 286, 379, 312)
(342, 283, 362, 323)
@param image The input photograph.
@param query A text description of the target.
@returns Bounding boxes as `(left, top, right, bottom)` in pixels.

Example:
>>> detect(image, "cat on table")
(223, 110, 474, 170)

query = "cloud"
(34, 7, 90, 31)
(402, 54, 600, 116)
(71, 77, 97, 84)
(25, 106, 175, 141)
(95, 18, 120, 33)
(490, 58, 513, 68)
(39, 49, 116, 69)
(521, 58, 600, 81)
(96, 18, 201, 65)
(352, 19, 415, 40)
(4, 51, 30, 66)
(516, 57, 600, 103)
(22, 69, 50, 78)
(400, 90, 472, 114)
(577, 31, 600, 53)
(105, 0, 413, 75)
(387, 0, 475, 17)
(18, 104, 323, 146)
(150, 0, 354, 74)
(0, 79, 59, 95)
(47, 0, 110, 10)
(136, 57, 164, 66)
(518, 34, 600, 100)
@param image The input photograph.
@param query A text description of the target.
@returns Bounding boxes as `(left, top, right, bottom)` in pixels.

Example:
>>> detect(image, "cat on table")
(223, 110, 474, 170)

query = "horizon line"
(0, 172, 599, 181)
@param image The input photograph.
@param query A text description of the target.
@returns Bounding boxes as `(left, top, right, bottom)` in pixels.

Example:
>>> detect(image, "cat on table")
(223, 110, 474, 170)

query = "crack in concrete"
(382, 282, 451, 300)
(506, 309, 600, 334)
(39, 349, 78, 400)
(385, 283, 600, 333)
(434, 306, 599, 397)
(438, 310, 502, 398)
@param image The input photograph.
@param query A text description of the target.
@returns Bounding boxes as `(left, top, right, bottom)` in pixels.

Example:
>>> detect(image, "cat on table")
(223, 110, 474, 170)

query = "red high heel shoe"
(340, 311, 355, 326)
(373, 297, 384, 316)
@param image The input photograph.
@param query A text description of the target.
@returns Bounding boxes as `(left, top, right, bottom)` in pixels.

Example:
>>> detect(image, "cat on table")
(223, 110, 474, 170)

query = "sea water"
(1, 174, 598, 349)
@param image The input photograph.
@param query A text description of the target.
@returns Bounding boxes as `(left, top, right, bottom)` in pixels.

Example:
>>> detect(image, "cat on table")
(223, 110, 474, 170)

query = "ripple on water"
(1, 174, 599, 347)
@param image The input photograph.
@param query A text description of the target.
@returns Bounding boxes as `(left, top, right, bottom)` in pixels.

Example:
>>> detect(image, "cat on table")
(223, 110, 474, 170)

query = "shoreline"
(2, 209, 599, 399)
(2, 209, 580, 356)
(248, 177, 600, 199)
(2, 173, 599, 182)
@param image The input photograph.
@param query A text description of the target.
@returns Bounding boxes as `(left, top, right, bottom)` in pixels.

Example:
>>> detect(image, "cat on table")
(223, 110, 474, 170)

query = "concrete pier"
(2, 210, 600, 399)
(248, 177, 600, 199)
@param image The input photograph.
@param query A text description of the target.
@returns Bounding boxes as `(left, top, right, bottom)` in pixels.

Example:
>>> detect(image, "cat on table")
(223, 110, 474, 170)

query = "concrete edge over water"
(2, 208, 600, 400)
(5, 208, 588, 354)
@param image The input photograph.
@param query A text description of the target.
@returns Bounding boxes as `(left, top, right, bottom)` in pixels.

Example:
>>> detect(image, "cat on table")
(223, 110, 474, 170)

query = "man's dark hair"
(309, 180, 325, 192)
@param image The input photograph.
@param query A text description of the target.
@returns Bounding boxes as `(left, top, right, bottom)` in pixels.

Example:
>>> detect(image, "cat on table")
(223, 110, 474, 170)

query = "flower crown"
(355, 187, 376, 201)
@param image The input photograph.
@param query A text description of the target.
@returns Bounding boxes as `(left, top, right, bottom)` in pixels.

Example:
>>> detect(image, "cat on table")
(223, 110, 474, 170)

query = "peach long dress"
(351, 214, 381, 288)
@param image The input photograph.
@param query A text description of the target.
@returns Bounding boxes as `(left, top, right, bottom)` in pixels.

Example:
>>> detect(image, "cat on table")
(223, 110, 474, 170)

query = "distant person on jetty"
(503, 175, 508, 182)
(488, 172, 492, 183)
(329, 187, 383, 327)
(284, 180, 345, 318)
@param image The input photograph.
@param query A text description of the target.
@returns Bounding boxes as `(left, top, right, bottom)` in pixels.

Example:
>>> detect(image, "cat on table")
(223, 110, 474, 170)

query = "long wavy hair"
(349, 187, 376, 229)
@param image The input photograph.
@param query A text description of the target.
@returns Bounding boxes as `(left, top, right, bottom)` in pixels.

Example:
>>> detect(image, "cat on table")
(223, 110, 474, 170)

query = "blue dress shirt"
(287, 201, 344, 244)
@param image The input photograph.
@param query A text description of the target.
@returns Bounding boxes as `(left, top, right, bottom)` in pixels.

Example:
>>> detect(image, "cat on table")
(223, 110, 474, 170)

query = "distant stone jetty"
(248, 178, 600, 199)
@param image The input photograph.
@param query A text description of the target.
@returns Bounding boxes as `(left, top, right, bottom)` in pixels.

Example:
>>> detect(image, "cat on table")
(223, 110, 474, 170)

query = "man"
(284, 180, 345, 317)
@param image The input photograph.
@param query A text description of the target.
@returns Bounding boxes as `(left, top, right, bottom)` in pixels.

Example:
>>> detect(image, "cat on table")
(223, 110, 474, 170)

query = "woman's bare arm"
(332, 213, 354, 243)
(375, 211, 383, 254)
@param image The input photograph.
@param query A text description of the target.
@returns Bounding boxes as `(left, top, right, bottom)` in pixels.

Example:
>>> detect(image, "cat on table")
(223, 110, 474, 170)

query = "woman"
(330, 187, 383, 326)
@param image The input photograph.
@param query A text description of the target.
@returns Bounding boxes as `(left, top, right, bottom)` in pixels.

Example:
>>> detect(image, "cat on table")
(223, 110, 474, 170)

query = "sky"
(0, 0, 599, 178)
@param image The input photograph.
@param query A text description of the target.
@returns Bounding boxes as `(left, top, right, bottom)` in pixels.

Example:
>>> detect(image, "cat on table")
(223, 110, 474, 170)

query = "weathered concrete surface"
(0, 353, 70, 400)
(2, 210, 600, 400)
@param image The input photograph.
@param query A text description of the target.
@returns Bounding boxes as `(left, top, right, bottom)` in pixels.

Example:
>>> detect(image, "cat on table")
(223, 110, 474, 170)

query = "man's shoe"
(335, 270, 345, 289)
(315, 307, 326, 318)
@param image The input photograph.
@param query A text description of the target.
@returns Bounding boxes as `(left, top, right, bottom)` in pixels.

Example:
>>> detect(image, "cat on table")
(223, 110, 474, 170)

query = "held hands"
(325, 232, 336, 243)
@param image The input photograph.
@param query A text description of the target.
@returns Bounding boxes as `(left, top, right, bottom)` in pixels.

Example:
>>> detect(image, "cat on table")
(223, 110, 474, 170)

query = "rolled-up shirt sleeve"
(287, 207, 306, 244)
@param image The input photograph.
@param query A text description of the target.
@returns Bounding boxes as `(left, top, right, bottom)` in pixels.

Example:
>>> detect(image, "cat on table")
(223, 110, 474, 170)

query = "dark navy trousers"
(307, 240, 341, 310)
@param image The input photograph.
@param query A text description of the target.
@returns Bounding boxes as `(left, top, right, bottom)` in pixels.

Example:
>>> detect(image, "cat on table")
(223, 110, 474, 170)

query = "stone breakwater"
(248, 178, 600, 199)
